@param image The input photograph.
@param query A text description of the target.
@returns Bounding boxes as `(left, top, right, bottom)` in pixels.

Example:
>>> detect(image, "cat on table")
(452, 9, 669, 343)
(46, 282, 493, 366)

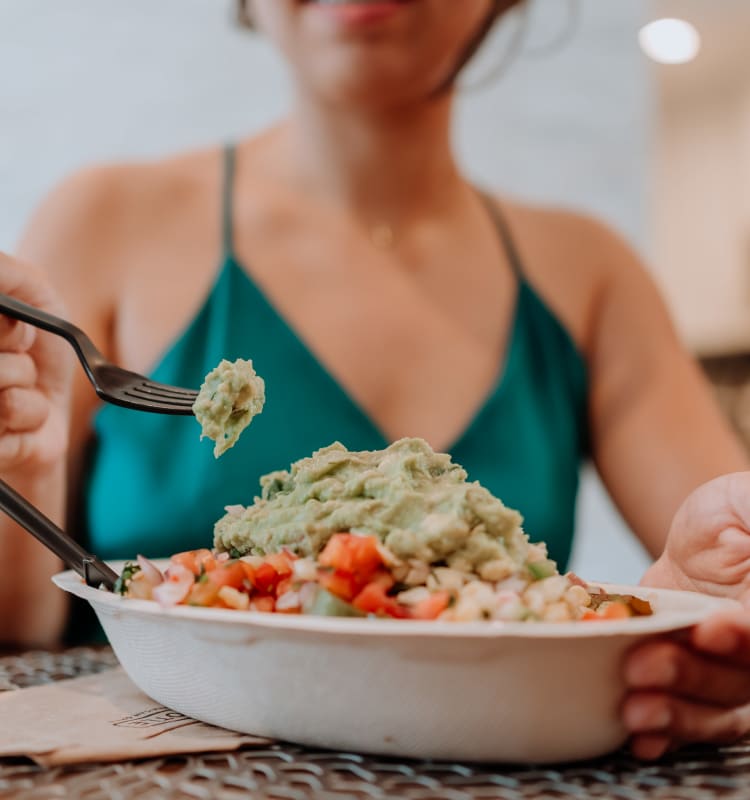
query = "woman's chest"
(87, 380, 583, 570)
(118, 218, 518, 451)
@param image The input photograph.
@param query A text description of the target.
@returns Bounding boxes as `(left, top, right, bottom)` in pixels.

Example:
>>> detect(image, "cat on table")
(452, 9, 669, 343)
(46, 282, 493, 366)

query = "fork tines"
(125, 381, 198, 408)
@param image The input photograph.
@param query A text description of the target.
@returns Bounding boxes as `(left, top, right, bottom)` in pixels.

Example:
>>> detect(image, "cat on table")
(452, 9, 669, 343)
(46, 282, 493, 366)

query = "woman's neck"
(279, 93, 465, 226)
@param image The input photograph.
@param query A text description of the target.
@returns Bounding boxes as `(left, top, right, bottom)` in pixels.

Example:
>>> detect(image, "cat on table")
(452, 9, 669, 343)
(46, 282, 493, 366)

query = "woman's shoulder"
(498, 197, 647, 285)
(23, 146, 220, 246)
(495, 197, 660, 358)
(17, 145, 228, 291)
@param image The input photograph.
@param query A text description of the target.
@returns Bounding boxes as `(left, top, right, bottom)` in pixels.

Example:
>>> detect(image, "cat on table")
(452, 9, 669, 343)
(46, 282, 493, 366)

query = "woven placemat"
(2, 648, 749, 800)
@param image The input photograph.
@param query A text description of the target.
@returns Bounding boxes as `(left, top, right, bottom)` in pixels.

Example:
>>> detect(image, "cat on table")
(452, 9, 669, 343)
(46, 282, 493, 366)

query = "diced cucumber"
(527, 559, 557, 580)
(308, 588, 365, 618)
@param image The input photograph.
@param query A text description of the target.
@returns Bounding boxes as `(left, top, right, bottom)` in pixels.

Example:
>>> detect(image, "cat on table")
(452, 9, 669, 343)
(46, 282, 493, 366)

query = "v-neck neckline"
(227, 255, 526, 454)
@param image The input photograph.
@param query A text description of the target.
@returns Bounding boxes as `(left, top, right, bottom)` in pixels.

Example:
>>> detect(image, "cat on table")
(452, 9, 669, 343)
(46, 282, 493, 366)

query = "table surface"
(2, 648, 750, 800)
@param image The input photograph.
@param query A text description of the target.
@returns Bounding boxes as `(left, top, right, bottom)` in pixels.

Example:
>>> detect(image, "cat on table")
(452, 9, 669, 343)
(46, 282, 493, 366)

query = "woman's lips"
(304, 0, 415, 28)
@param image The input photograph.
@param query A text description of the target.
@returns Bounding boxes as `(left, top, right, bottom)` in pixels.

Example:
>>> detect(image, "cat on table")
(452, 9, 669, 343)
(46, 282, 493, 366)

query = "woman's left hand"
(623, 612, 750, 759)
(624, 472, 750, 759)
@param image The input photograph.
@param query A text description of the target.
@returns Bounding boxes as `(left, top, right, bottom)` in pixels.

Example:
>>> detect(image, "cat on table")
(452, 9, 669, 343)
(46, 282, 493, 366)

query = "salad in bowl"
(49, 361, 735, 763)
(114, 437, 652, 624)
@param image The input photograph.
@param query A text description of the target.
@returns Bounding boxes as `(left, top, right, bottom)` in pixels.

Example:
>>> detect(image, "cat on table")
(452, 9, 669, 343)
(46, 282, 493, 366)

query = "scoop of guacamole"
(193, 359, 265, 458)
(214, 438, 533, 574)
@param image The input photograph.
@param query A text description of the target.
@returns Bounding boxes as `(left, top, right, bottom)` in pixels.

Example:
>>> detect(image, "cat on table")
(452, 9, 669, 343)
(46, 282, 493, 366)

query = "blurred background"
(2, 0, 747, 582)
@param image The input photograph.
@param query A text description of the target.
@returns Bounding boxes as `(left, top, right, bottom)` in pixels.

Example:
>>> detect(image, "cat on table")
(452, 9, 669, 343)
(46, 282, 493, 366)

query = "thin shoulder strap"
(476, 191, 525, 279)
(221, 144, 237, 258)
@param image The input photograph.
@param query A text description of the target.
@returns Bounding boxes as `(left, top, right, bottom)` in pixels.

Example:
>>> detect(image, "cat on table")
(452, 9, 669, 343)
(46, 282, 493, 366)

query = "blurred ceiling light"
(639, 18, 701, 65)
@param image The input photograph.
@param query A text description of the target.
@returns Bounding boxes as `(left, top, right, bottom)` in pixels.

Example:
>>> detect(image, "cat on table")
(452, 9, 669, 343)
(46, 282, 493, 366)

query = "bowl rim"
(53, 560, 739, 640)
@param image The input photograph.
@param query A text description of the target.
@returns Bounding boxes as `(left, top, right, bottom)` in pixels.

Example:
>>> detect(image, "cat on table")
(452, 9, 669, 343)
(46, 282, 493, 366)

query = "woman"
(2, 0, 750, 759)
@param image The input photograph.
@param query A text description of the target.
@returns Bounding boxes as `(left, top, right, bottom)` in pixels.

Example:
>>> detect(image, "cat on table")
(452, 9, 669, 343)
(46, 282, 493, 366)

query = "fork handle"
(0, 478, 119, 590)
(0, 293, 106, 381)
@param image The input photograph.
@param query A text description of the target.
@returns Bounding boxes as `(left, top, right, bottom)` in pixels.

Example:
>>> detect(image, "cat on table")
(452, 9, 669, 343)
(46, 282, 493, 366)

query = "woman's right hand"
(0, 253, 73, 474)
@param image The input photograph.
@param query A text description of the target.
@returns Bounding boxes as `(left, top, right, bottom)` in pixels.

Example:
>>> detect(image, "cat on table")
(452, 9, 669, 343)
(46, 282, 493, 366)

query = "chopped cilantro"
(113, 562, 141, 595)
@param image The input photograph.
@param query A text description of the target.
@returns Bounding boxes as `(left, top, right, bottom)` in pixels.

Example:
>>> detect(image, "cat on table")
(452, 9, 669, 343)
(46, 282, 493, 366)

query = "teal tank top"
(84, 147, 589, 572)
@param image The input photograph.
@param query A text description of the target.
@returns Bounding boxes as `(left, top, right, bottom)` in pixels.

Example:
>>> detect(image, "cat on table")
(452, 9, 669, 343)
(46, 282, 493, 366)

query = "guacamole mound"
(193, 359, 265, 458)
(214, 438, 535, 576)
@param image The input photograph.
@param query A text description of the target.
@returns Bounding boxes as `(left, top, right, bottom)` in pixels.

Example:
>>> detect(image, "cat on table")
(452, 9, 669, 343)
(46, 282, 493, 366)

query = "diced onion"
(218, 586, 250, 610)
(276, 591, 301, 611)
(153, 565, 194, 607)
(293, 559, 318, 582)
(136, 555, 164, 587)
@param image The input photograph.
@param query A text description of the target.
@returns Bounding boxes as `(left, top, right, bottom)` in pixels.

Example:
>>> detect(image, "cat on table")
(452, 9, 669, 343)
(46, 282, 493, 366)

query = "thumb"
(0, 252, 66, 317)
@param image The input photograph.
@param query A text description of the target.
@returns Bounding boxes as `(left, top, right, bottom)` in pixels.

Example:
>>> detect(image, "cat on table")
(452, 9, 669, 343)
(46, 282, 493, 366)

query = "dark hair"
(437, 0, 527, 92)
(235, 0, 527, 95)
(236, 0, 253, 29)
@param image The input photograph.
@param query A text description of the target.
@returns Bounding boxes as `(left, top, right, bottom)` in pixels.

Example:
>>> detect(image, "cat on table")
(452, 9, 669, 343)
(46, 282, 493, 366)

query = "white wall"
(653, 90, 750, 356)
(0, 0, 652, 582)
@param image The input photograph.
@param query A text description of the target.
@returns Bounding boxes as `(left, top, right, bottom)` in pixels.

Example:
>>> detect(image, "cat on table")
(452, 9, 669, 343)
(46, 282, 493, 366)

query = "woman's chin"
(296, 49, 445, 110)
(305, 71, 434, 111)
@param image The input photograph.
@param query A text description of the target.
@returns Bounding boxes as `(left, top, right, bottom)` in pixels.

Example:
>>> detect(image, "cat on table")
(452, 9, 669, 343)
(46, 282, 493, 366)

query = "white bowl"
(54, 562, 737, 764)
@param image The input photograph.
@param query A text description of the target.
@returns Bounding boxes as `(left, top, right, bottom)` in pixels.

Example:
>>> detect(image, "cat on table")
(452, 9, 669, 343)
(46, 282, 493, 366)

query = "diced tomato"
(318, 535, 353, 572)
(319, 534, 384, 582)
(318, 569, 359, 602)
(186, 580, 221, 607)
(205, 561, 246, 590)
(275, 577, 294, 597)
(196, 550, 217, 572)
(251, 595, 275, 613)
(170, 551, 199, 574)
(368, 569, 396, 592)
(254, 562, 281, 593)
(599, 602, 631, 620)
(412, 591, 451, 620)
(265, 552, 294, 578)
(581, 602, 631, 622)
(240, 561, 257, 586)
(170, 549, 216, 576)
(352, 583, 410, 619)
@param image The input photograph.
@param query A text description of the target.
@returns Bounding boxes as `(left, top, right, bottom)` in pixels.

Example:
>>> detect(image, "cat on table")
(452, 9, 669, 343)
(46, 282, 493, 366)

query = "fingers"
(625, 638, 750, 707)
(0, 353, 37, 390)
(0, 350, 48, 439)
(623, 618, 750, 760)
(0, 250, 71, 364)
(0, 317, 36, 353)
(623, 691, 750, 754)
(629, 732, 672, 761)
(691, 613, 750, 660)
(0, 430, 45, 466)
(0, 251, 63, 313)
(0, 388, 49, 434)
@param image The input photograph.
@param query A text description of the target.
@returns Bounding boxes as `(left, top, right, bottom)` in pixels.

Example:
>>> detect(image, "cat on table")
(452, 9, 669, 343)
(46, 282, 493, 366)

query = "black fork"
(0, 477, 118, 590)
(0, 294, 197, 414)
